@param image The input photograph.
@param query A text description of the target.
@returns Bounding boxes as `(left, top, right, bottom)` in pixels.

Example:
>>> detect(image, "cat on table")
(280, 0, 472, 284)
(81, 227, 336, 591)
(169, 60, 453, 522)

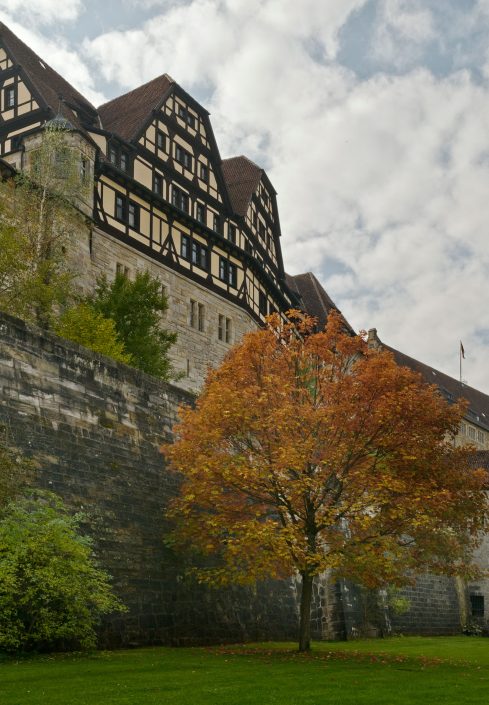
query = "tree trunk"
(298, 571, 314, 652)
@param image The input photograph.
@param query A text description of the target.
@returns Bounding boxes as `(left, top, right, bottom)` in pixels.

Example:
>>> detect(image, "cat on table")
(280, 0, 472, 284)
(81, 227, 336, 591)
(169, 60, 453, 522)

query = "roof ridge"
(98, 73, 175, 110)
(222, 154, 263, 172)
(0, 22, 97, 112)
(383, 341, 489, 401)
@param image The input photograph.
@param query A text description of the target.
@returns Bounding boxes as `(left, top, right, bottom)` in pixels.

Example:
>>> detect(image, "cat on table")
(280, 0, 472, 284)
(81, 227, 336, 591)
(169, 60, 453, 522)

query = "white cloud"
(0, 0, 83, 25)
(371, 0, 437, 69)
(0, 13, 106, 106)
(7, 0, 489, 391)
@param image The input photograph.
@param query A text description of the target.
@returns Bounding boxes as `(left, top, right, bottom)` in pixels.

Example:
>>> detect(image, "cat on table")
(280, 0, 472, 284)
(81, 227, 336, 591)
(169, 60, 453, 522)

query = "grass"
(1, 637, 489, 705)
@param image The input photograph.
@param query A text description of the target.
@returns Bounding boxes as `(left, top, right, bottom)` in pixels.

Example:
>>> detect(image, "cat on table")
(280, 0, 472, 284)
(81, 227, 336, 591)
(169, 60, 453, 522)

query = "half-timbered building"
(0, 22, 329, 391)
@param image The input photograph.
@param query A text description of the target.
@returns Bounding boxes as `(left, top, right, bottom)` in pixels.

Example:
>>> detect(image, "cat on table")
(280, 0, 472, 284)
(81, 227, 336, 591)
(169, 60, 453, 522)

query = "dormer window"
(108, 141, 130, 173)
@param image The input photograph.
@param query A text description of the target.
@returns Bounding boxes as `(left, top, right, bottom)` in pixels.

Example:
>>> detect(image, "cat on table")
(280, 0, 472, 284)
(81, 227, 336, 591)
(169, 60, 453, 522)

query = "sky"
(2, 0, 489, 390)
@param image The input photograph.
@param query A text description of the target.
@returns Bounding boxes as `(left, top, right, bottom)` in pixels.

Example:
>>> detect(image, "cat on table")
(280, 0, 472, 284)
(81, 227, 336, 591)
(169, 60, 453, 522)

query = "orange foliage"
(165, 311, 489, 591)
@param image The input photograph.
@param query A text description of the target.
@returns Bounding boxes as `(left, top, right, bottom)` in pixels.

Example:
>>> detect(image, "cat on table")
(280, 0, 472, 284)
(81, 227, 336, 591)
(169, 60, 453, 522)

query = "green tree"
(0, 123, 86, 327)
(89, 271, 177, 379)
(55, 303, 133, 365)
(0, 491, 125, 653)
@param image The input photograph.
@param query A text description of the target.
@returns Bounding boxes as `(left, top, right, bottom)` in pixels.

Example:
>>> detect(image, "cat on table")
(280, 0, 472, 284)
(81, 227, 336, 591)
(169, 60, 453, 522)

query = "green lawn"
(2, 637, 489, 705)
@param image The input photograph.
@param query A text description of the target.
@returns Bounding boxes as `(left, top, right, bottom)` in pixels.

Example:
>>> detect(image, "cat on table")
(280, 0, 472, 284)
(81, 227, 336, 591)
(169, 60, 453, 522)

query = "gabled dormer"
(221, 156, 285, 280)
(0, 22, 99, 170)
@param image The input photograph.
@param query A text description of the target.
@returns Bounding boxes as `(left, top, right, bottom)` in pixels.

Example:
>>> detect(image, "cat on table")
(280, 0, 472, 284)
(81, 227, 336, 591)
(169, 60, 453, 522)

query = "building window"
(189, 300, 205, 332)
(477, 429, 485, 443)
(468, 426, 476, 440)
(181, 234, 190, 260)
(258, 220, 266, 239)
(213, 214, 221, 234)
(228, 224, 236, 245)
(191, 239, 208, 270)
(196, 203, 206, 224)
(219, 257, 237, 288)
(153, 173, 163, 196)
(259, 291, 268, 316)
(461, 422, 467, 435)
(115, 194, 139, 230)
(175, 145, 192, 170)
(178, 104, 196, 128)
(116, 262, 130, 278)
(4, 85, 16, 109)
(156, 130, 166, 150)
(172, 185, 189, 213)
(218, 315, 232, 343)
(115, 194, 126, 221)
(199, 163, 209, 182)
(470, 594, 484, 617)
(128, 201, 139, 230)
(80, 157, 90, 183)
(181, 235, 208, 270)
(108, 142, 130, 172)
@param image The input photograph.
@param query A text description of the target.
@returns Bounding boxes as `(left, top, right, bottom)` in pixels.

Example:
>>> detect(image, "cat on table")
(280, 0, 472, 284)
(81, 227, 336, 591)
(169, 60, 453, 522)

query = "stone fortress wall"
(0, 309, 470, 645)
(0, 309, 347, 646)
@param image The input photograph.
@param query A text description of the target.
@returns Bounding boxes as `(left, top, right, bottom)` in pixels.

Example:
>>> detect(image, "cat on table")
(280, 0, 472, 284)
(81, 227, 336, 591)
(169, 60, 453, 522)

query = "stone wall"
(76, 226, 258, 393)
(0, 310, 346, 646)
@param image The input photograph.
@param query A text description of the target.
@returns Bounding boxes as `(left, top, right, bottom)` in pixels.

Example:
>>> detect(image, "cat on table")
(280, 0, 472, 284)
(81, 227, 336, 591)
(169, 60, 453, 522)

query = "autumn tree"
(165, 310, 489, 652)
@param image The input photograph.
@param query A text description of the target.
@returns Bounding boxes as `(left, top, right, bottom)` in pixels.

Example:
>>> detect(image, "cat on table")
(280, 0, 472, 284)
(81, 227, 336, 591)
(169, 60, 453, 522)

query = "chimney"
(367, 327, 381, 349)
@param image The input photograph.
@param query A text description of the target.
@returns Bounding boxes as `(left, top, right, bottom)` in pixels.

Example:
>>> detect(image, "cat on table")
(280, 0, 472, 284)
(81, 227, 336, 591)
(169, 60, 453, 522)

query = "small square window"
(187, 112, 196, 129)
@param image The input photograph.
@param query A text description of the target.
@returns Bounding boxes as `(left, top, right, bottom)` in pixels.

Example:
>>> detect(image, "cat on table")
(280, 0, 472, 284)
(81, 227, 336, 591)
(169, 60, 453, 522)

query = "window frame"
(219, 257, 237, 288)
(4, 85, 16, 109)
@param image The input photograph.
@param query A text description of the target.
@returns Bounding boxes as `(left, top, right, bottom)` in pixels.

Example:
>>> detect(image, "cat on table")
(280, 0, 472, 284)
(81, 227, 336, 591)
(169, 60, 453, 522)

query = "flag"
(460, 341, 465, 359)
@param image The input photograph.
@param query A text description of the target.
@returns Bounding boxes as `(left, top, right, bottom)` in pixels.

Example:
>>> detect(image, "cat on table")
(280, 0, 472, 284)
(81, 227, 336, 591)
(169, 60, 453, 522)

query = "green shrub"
(55, 303, 132, 365)
(0, 491, 125, 653)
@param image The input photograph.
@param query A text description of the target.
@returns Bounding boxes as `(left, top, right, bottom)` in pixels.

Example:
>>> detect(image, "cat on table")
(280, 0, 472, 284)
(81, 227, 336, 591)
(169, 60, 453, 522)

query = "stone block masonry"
(0, 309, 466, 645)
(0, 310, 346, 646)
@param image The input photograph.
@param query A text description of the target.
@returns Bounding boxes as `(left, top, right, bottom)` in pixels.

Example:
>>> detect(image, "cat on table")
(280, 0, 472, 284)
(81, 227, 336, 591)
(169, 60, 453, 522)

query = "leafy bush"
(55, 303, 132, 365)
(0, 491, 125, 653)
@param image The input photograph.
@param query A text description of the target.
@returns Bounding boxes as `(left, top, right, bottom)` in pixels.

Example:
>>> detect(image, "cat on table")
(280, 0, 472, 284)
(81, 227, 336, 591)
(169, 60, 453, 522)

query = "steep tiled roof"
(221, 156, 262, 217)
(0, 23, 98, 134)
(369, 331, 489, 430)
(286, 272, 354, 333)
(98, 74, 174, 141)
